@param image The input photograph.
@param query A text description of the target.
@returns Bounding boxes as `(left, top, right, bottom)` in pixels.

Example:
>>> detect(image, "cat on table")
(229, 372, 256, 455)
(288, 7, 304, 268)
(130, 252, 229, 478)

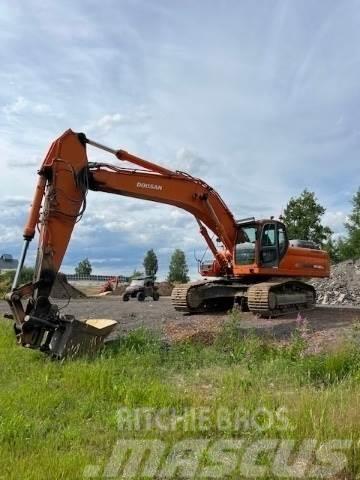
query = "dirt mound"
(112, 283, 128, 296)
(310, 259, 360, 306)
(164, 316, 225, 344)
(51, 273, 86, 299)
(157, 282, 174, 296)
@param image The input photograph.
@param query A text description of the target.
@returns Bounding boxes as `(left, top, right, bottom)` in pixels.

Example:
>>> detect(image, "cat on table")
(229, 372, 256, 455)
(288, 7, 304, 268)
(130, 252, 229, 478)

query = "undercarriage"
(171, 278, 316, 317)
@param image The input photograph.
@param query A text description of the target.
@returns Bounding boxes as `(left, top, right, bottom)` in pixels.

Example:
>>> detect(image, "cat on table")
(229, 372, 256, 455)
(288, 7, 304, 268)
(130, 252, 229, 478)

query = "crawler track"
(171, 283, 193, 312)
(171, 280, 244, 313)
(247, 281, 315, 316)
(172, 279, 316, 317)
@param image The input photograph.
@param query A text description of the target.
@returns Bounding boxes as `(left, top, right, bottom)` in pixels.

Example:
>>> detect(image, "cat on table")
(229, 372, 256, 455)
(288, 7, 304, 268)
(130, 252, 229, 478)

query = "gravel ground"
(1, 296, 359, 351)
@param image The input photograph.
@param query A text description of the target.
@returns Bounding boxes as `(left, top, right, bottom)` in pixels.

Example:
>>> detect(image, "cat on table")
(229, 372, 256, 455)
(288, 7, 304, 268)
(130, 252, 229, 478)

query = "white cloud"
(323, 211, 348, 236)
(85, 110, 151, 133)
(175, 147, 210, 176)
(7, 159, 39, 168)
(2, 96, 51, 115)
(7, 153, 40, 168)
(0, 226, 22, 244)
(3, 96, 28, 114)
(1, 195, 30, 208)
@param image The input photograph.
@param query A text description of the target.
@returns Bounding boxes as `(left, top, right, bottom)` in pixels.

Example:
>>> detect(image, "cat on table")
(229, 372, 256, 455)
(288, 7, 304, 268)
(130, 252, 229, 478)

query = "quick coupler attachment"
(16, 315, 117, 359)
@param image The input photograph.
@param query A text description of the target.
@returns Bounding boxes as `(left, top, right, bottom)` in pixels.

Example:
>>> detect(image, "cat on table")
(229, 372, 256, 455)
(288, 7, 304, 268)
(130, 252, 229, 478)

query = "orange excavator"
(6, 130, 329, 357)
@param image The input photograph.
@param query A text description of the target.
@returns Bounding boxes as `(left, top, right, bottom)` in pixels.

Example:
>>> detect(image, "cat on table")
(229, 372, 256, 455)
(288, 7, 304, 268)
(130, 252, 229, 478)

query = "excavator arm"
(89, 164, 236, 260)
(6, 129, 238, 356)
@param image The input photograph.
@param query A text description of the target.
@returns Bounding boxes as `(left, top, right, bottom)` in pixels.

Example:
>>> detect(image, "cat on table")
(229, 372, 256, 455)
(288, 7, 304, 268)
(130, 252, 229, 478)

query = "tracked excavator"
(6, 130, 330, 357)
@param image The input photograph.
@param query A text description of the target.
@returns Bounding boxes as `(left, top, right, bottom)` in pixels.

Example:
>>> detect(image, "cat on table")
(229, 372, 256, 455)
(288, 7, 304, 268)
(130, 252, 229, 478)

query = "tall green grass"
(0, 315, 359, 479)
(0, 267, 34, 297)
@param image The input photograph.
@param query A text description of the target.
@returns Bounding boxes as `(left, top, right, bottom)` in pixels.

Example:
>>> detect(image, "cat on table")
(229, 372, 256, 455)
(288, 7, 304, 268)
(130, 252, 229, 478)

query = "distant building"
(0, 254, 18, 272)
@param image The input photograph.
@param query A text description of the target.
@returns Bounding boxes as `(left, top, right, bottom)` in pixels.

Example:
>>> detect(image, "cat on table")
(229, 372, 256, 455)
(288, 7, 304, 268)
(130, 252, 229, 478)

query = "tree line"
(282, 187, 360, 263)
(75, 248, 190, 283)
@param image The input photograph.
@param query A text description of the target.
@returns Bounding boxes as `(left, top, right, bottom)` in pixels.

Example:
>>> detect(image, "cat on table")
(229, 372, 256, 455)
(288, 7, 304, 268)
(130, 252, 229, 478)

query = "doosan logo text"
(136, 182, 163, 191)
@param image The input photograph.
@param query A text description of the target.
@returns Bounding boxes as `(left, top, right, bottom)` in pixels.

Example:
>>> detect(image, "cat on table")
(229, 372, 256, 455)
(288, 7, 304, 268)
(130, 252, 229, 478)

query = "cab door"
(260, 222, 278, 267)
(259, 222, 288, 268)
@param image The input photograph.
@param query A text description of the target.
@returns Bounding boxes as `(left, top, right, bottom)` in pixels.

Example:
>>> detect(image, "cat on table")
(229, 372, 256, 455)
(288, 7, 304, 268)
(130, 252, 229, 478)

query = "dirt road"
(1, 296, 359, 351)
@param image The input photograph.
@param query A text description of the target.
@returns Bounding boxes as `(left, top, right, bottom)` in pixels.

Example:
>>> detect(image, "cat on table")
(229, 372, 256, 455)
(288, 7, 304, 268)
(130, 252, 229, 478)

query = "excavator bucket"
(48, 317, 117, 359)
(6, 289, 117, 359)
(6, 282, 117, 359)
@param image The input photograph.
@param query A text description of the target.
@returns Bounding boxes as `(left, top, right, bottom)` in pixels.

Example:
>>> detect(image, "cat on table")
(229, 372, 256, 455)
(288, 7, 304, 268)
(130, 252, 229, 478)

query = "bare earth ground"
(1, 296, 360, 352)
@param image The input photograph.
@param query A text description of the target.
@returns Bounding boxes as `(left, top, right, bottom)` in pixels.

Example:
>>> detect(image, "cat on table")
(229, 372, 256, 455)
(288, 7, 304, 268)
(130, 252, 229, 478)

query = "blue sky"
(0, 0, 359, 279)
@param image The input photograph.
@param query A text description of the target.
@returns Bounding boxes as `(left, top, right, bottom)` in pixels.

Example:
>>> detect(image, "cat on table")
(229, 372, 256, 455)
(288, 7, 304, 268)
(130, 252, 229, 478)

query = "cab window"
(235, 225, 257, 265)
(261, 224, 275, 246)
(278, 225, 287, 256)
(260, 223, 277, 266)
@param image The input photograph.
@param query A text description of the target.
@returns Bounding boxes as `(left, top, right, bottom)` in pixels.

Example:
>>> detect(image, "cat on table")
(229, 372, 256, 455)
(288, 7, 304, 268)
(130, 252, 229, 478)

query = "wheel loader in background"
(5, 130, 330, 358)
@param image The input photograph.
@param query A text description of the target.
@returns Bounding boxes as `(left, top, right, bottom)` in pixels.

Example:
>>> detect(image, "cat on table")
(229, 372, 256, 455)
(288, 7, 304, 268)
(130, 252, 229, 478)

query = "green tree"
(343, 188, 360, 259)
(323, 236, 340, 263)
(75, 258, 92, 276)
(282, 189, 332, 246)
(167, 249, 190, 283)
(143, 249, 158, 277)
(337, 237, 353, 262)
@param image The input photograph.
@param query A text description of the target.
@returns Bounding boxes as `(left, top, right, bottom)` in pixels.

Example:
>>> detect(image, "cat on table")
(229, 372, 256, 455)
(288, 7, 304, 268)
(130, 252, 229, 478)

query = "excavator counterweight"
(6, 130, 330, 357)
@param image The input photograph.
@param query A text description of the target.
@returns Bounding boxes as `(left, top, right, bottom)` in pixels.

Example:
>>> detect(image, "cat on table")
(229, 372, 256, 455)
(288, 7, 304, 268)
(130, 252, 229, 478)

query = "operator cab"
(235, 219, 288, 268)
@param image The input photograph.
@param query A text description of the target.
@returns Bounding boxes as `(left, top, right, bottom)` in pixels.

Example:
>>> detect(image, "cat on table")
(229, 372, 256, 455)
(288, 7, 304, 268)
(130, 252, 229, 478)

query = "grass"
(0, 267, 34, 297)
(0, 315, 359, 479)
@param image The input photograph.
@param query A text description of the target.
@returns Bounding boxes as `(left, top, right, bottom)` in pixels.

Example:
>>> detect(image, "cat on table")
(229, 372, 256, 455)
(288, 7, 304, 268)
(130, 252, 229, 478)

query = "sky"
(0, 0, 359, 279)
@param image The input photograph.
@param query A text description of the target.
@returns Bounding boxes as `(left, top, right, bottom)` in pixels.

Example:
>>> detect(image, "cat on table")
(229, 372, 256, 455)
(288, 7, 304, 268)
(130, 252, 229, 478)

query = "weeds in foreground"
(0, 316, 360, 479)
(0, 267, 34, 297)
